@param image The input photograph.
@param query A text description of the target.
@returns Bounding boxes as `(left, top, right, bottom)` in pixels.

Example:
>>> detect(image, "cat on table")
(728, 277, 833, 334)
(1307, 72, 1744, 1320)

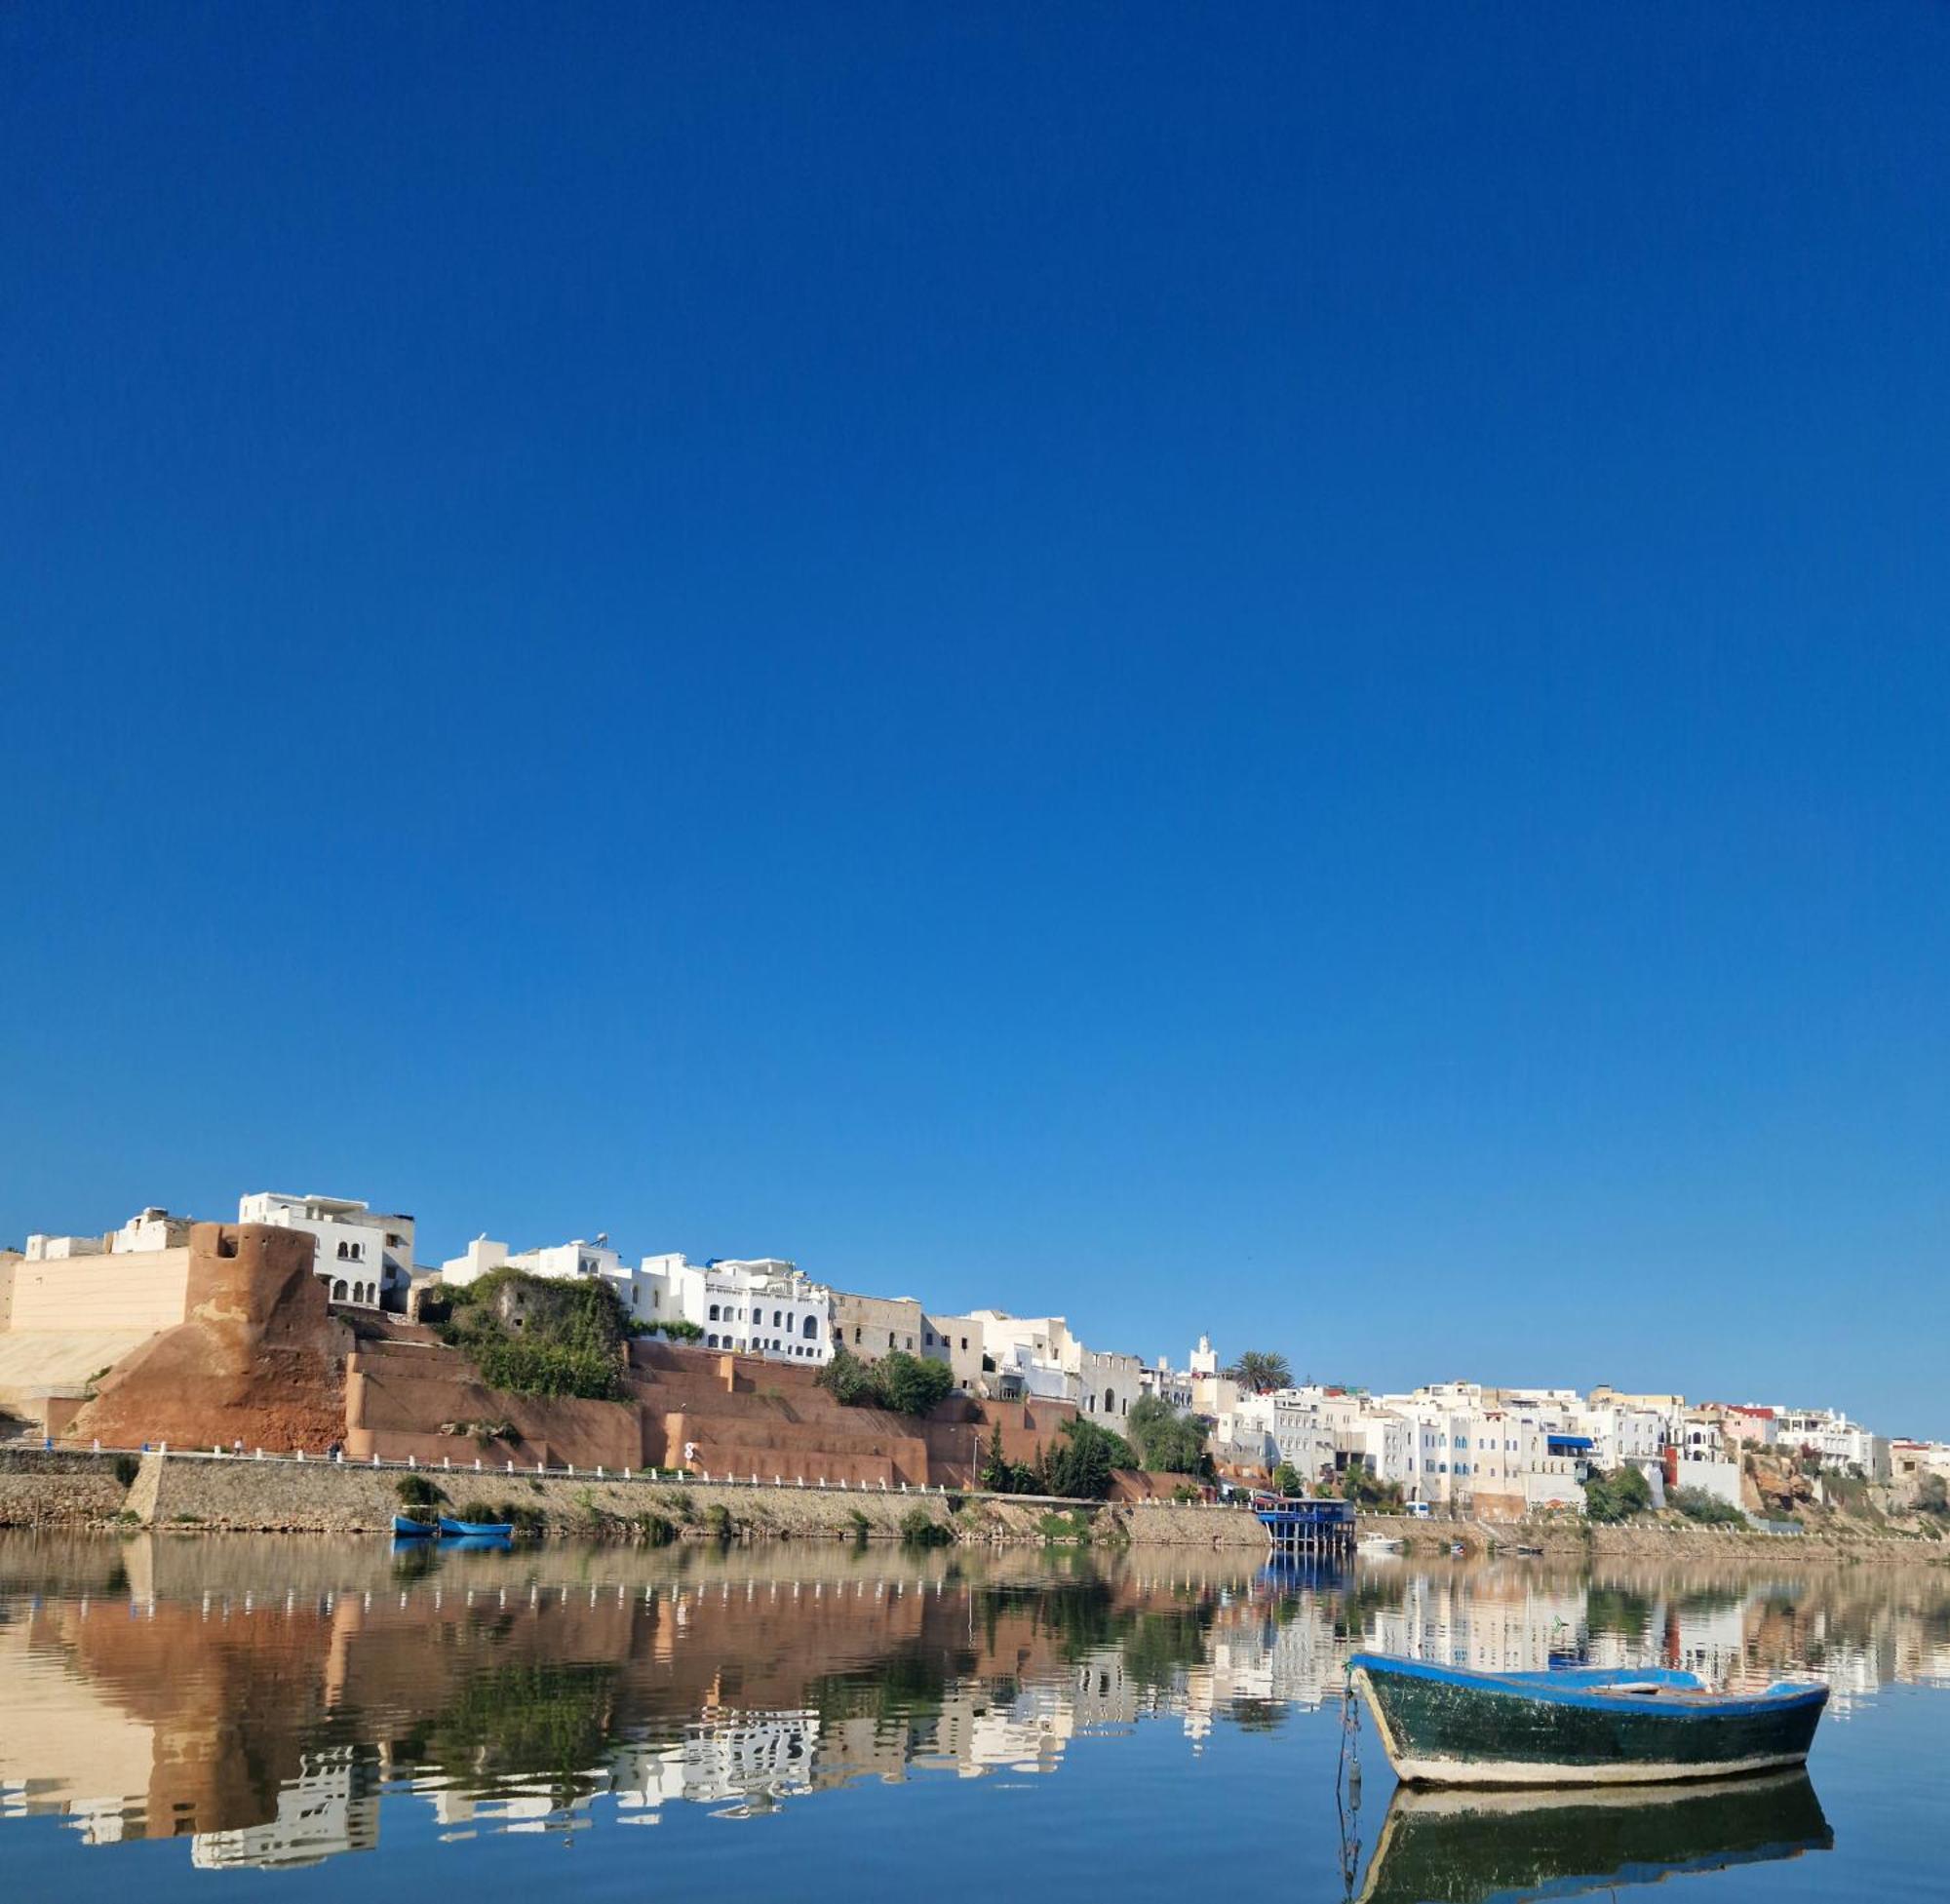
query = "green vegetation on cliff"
(1582, 1463, 1653, 1523)
(435, 1268, 632, 1403)
(815, 1345, 954, 1416)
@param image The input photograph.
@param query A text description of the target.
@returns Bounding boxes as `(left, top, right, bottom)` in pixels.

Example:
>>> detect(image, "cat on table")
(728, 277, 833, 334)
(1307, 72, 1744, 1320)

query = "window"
(959, 1337, 968, 1351)
(772, 1309, 782, 1328)
(332, 1278, 348, 1301)
(802, 1315, 818, 1339)
(853, 1327, 862, 1342)
(706, 1333, 718, 1347)
(709, 1303, 721, 1321)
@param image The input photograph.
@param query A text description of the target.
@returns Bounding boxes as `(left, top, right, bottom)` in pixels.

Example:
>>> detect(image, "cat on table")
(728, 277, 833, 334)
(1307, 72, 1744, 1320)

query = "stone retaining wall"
(0, 1448, 1268, 1546)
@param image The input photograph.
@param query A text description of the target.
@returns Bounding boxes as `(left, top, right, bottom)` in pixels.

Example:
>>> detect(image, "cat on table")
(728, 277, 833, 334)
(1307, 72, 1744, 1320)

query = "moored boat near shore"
(1348, 1654, 1828, 1787)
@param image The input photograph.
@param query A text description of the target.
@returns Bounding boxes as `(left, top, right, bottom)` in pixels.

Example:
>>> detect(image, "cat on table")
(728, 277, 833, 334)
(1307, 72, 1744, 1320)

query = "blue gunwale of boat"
(1348, 1653, 1828, 1717)
(392, 1514, 436, 1538)
(437, 1515, 514, 1538)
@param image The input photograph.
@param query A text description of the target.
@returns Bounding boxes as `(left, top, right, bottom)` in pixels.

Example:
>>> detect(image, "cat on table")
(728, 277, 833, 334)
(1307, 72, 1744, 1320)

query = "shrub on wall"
(815, 1345, 954, 1417)
(434, 1268, 631, 1403)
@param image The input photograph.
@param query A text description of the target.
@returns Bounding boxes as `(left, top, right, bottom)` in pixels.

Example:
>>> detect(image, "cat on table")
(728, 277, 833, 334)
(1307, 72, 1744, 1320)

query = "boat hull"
(437, 1516, 514, 1538)
(392, 1514, 436, 1537)
(1350, 1656, 1827, 1788)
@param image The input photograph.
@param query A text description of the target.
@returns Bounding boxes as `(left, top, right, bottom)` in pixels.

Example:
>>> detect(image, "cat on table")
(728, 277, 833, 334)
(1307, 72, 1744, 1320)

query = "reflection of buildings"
(5, 1536, 1950, 1870)
(192, 1748, 380, 1869)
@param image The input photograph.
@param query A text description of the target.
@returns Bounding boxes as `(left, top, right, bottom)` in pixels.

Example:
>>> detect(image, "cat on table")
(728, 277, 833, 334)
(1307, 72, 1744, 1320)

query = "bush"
(1583, 1464, 1654, 1524)
(1270, 1461, 1304, 1496)
(435, 1268, 631, 1403)
(658, 1319, 705, 1343)
(815, 1345, 954, 1417)
(396, 1473, 446, 1507)
(703, 1502, 733, 1539)
(1670, 1486, 1747, 1527)
(112, 1454, 140, 1489)
(635, 1512, 678, 1544)
(899, 1504, 951, 1546)
(456, 1499, 500, 1524)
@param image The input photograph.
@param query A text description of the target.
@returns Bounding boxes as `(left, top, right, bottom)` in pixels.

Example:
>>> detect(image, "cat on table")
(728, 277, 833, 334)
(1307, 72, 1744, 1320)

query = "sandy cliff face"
(69, 1224, 352, 1454)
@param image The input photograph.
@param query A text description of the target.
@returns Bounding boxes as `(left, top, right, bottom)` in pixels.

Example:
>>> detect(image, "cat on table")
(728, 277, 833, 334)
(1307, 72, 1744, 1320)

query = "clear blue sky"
(5, 6, 1947, 1432)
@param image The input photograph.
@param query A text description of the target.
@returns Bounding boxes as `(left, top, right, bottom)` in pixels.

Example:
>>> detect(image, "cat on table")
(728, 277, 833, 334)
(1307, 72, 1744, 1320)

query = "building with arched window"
(238, 1191, 414, 1313)
(636, 1253, 834, 1366)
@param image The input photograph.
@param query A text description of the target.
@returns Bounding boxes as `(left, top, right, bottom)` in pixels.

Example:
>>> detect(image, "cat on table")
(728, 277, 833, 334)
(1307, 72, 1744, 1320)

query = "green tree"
(1126, 1395, 1211, 1475)
(980, 1421, 1011, 1491)
(816, 1345, 954, 1416)
(1338, 1464, 1405, 1510)
(875, 1351, 953, 1417)
(1047, 1418, 1135, 1499)
(1226, 1351, 1293, 1395)
(1582, 1463, 1654, 1524)
(816, 1345, 882, 1407)
(1270, 1461, 1304, 1496)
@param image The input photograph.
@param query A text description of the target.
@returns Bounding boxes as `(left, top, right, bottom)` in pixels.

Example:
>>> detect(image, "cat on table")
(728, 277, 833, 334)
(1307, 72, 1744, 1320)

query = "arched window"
(802, 1315, 818, 1339)
(332, 1278, 348, 1302)
(709, 1303, 720, 1321)
(706, 1333, 719, 1348)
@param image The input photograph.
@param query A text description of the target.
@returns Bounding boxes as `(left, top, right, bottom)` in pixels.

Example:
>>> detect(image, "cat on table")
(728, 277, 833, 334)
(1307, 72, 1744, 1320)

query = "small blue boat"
(438, 1513, 514, 1539)
(1348, 1654, 1828, 1787)
(393, 1513, 436, 1538)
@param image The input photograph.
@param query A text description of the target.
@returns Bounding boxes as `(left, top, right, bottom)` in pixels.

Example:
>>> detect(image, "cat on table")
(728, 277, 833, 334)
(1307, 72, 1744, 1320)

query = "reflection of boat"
(1348, 1655, 1828, 1786)
(1353, 1768, 1832, 1903)
(1357, 1535, 1403, 1555)
(393, 1514, 436, 1537)
(438, 1515, 514, 1538)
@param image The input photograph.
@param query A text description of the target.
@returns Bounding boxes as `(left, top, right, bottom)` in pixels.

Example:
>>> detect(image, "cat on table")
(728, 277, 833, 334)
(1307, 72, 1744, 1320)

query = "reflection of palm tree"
(1227, 1351, 1293, 1394)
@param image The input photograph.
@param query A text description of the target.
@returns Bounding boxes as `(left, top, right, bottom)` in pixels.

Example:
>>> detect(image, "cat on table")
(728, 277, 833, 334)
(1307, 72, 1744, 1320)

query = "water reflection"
(0, 1535, 1946, 1875)
(1355, 1772, 1832, 1903)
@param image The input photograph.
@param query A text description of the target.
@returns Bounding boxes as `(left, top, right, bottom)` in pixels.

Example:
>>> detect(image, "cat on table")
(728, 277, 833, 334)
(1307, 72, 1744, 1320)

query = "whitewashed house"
(238, 1191, 414, 1309)
(636, 1254, 833, 1364)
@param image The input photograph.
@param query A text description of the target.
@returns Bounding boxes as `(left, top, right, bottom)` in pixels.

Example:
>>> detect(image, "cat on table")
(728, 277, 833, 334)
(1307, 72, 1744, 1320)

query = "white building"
(24, 1206, 196, 1261)
(636, 1254, 833, 1364)
(238, 1191, 414, 1310)
(439, 1233, 630, 1298)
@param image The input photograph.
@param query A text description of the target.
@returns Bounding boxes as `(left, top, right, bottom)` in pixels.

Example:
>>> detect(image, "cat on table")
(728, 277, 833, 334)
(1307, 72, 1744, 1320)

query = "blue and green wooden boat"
(1354, 1768, 1832, 1903)
(1348, 1654, 1827, 1787)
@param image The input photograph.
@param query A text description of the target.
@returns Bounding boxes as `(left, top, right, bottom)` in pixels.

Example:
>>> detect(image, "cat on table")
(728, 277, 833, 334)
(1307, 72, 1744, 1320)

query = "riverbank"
(1358, 1510, 1950, 1564)
(0, 1447, 1265, 1547)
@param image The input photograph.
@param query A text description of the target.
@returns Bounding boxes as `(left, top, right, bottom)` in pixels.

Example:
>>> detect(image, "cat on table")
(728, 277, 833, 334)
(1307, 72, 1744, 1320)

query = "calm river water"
(1, 1532, 1947, 1900)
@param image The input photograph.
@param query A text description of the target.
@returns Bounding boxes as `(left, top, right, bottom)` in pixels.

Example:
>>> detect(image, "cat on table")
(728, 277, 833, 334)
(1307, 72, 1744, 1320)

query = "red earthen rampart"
(69, 1224, 351, 1453)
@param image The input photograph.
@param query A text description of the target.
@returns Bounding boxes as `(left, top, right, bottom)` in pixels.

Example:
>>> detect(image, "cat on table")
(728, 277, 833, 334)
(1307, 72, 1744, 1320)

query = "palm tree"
(1226, 1349, 1292, 1394)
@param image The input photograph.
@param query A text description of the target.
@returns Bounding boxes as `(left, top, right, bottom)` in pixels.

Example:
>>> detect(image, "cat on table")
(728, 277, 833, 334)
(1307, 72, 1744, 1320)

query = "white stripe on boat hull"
(1382, 1749, 1813, 1788)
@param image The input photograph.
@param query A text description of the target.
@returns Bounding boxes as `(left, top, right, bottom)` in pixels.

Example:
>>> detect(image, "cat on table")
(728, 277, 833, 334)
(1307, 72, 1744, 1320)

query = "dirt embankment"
(0, 1448, 1266, 1547)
